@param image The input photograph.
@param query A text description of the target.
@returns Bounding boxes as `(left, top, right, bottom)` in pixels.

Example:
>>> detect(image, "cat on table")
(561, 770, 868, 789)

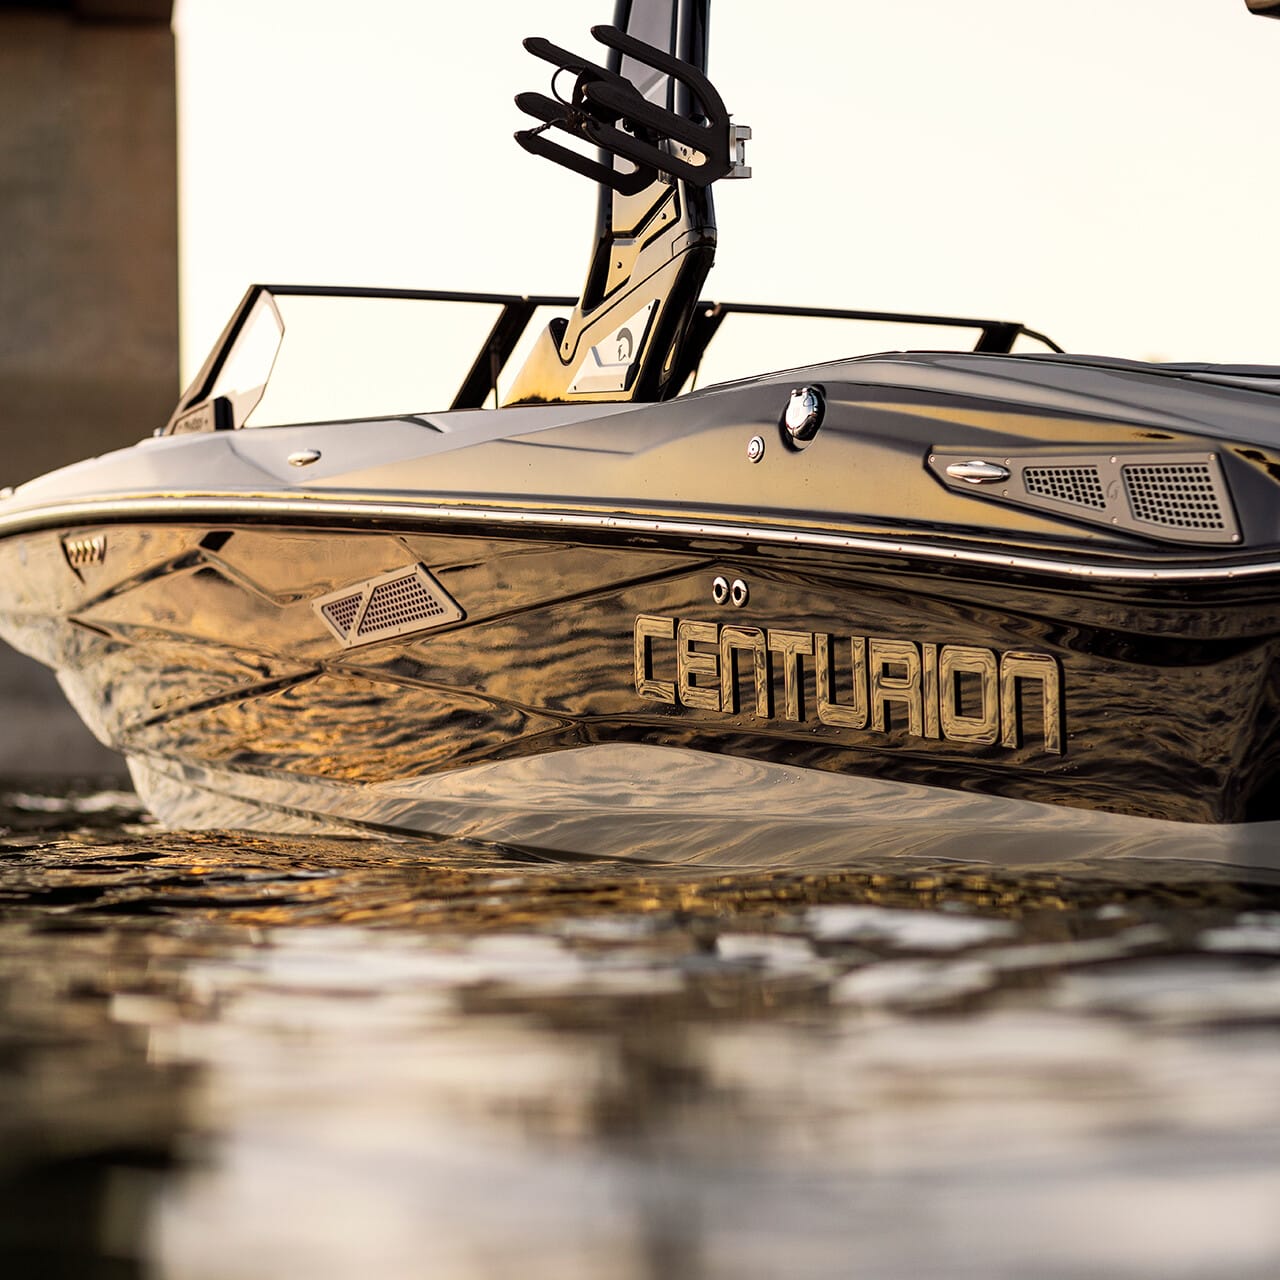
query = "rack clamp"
(515, 23, 750, 193)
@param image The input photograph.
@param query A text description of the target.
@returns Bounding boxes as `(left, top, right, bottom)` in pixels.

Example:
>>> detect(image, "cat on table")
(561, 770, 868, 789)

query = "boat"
(1, 0, 1279, 869)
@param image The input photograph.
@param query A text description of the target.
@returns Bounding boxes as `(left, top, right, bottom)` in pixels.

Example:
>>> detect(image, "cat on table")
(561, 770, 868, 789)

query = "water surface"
(3, 785, 1280, 1278)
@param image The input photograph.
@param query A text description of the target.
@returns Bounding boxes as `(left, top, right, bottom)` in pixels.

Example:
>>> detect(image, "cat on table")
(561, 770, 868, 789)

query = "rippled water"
(4, 786, 1280, 1278)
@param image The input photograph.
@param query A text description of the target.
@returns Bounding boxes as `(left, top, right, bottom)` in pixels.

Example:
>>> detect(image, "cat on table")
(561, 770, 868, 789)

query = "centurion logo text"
(633, 615, 1063, 754)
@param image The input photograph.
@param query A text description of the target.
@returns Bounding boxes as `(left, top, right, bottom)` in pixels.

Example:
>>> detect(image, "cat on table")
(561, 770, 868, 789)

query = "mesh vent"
(1022, 465, 1106, 509)
(1122, 463, 1226, 531)
(357, 572, 448, 637)
(314, 564, 464, 647)
(932, 448, 1239, 545)
(320, 593, 362, 636)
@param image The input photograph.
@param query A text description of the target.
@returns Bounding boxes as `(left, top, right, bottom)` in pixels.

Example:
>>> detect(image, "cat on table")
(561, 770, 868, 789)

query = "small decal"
(569, 299, 658, 394)
(63, 534, 106, 570)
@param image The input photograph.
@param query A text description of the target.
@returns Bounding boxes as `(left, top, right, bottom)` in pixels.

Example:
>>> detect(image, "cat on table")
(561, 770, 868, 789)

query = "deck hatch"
(314, 565, 464, 647)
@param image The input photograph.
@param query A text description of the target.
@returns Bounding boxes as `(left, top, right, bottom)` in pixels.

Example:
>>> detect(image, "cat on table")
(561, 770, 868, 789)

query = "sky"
(172, 0, 1280, 383)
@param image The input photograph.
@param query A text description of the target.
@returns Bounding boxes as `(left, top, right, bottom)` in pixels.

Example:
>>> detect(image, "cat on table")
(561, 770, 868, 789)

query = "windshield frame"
(163, 283, 1060, 435)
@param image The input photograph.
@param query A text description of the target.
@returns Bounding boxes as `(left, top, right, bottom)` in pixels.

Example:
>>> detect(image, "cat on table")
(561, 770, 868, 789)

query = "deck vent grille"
(1023, 465, 1106, 509)
(929, 449, 1240, 544)
(314, 564, 464, 648)
(1122, 462, 1227, 531)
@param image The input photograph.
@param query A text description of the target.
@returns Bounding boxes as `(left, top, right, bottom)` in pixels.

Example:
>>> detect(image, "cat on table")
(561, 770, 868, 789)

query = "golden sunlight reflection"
(4, 786, 1280, 1275)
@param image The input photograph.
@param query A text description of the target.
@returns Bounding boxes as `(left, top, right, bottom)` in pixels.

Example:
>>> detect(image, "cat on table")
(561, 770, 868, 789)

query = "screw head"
(747, 435, 766, 463)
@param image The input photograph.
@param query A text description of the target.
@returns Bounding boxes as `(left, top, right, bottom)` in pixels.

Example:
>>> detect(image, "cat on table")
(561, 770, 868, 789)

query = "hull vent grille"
(1023, 465, 1106, 509)
(314, 565, 464, 648)
(357, 573, 450, 637)
(320, 592, 363, 637)
(1122, 462, 1227, 531)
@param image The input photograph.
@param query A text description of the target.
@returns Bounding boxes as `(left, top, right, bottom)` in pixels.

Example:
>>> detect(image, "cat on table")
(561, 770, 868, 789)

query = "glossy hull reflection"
(0, 517, 1278, 849)
(126, 743, 1280, 874)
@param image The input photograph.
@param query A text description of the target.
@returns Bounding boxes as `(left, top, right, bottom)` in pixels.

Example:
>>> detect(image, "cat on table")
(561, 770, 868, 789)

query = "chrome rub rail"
(0, 491, 1278, 584)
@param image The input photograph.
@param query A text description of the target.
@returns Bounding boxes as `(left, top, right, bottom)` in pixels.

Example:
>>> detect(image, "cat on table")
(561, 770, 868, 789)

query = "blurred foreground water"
(3, 784, 1280, 1279)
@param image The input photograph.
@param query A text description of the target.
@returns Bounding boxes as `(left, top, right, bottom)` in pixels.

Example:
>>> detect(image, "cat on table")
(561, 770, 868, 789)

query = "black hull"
(1, 510, 1277, 844)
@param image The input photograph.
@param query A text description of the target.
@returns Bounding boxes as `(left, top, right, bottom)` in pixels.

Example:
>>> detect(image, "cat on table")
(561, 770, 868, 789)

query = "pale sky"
(173, 0, 1280, 383)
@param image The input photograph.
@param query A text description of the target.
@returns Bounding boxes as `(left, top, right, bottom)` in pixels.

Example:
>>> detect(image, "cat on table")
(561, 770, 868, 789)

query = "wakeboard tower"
(506, 0, 750, 405)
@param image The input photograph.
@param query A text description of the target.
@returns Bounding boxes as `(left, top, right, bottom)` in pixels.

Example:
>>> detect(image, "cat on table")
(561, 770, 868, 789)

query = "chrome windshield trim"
(0, 491, 1277, 584)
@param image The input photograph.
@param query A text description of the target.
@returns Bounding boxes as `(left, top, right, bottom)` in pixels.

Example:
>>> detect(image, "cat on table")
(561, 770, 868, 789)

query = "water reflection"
(3, 788, 1280, 1277)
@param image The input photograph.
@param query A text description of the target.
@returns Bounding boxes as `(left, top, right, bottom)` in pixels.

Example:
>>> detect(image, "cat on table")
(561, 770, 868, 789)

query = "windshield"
(207, 293, 283, 426)
(176, 286, 1057, 432)
(209, 291, 507, 428)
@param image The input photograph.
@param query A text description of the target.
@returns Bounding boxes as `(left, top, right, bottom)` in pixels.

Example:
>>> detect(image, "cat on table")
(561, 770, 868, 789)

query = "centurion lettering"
(632, 614, 1062, 754)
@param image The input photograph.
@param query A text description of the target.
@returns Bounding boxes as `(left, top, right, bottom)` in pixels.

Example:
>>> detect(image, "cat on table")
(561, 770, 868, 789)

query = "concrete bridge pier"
(0, 0, 176, 779)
